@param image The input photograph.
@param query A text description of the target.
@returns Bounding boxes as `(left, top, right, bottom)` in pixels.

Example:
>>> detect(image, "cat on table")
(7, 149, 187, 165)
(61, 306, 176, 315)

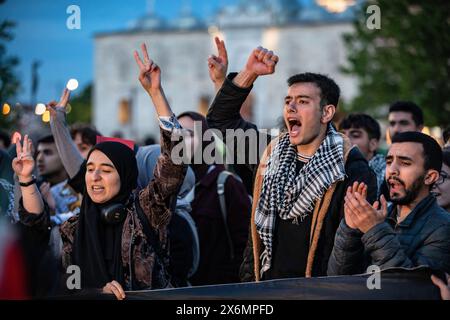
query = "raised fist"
(244, 46, 279, 76)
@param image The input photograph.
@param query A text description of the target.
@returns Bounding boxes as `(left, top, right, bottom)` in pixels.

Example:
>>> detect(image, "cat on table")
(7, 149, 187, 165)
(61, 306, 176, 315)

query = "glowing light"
(66, 78, 79, 91)
(2, 103, 10, 115)
(316, 0, 355, 13)
(208, 26, 219, 35)
(65, 103, 72, 114)
(35, 103, 46, 115)
(42, 110, 51, 122)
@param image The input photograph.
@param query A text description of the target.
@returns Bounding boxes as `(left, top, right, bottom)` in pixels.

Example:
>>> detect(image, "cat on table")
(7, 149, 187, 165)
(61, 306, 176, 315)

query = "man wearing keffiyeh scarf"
(206, 43, 378, 281)
(256, 125, 346, 275)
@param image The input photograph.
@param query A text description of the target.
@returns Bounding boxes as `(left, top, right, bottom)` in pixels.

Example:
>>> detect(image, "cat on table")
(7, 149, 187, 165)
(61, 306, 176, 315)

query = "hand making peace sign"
(12, 134, 35, 181)
(134, 43, 161, 95)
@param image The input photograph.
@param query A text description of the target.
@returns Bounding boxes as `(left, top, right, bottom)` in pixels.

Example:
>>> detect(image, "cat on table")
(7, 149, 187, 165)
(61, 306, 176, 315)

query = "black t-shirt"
(263, 159, 313, 280)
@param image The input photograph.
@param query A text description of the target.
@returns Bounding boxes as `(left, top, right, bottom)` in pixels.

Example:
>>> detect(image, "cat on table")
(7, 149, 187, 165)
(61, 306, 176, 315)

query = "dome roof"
(131, 13, 167, 31)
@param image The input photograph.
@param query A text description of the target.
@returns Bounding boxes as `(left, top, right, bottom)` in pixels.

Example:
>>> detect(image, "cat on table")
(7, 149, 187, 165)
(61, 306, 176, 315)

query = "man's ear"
(424, 169, 440, 186)
(321, 104, 336, 124)
(369, 138, 379, 154)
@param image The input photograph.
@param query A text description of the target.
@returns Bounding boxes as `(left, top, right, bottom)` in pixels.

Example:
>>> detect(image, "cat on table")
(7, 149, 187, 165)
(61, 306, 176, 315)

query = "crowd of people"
(0, 37, 449, 300)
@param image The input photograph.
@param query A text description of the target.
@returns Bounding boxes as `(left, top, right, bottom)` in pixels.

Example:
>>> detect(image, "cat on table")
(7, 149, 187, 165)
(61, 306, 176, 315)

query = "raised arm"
(134, 43, 187, 229)
(12, 135, 44, 214)
(206, 45, 278, 133)
(48, 88, 85, 178)
(206, 46, 279, 180)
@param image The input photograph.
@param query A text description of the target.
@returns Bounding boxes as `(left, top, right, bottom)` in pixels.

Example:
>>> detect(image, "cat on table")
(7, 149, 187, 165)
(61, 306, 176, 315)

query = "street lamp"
(316, 0, 356, 13)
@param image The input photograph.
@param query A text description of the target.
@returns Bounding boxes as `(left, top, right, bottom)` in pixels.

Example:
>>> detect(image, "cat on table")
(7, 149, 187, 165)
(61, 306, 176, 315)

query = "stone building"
(94, 0, 359, 141)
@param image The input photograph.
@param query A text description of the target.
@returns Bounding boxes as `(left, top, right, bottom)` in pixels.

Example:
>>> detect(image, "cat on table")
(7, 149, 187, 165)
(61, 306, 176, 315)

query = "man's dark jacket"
(328, 195, 450, 275)
(207, 73, 378, 280)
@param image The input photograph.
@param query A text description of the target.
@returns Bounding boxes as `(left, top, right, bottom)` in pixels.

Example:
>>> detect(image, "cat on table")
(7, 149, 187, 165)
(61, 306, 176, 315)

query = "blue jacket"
(328, 195, 450, 275)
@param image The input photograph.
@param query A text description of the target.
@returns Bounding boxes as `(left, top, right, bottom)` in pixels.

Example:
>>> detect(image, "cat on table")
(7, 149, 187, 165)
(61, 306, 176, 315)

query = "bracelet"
(19, 176, 37, 187)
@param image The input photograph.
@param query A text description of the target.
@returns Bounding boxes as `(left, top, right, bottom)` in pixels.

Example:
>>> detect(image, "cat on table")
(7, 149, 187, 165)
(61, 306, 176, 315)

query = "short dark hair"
(287, 72, 340, 108)
(339, 113, 381, 141)
(0, 130, 10, 148)
(36, 134, 55, 145)
(442, 126, 450, 144)
(391, 131, 442, 172)
(70, 123, 101, 146)
(389, 101, 424, 126)
(442, 147, 450, 168)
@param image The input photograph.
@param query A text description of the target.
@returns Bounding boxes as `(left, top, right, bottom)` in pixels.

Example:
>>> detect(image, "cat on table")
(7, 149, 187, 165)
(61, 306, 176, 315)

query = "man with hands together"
(328, 131, 450, 276)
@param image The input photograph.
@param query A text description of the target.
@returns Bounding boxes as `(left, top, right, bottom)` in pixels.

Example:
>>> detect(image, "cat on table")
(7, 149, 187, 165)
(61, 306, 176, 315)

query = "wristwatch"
(19, 175, 37, 187)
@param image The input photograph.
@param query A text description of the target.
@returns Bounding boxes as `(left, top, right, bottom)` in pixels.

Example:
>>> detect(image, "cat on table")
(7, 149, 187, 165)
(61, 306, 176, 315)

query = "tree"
(341, 0, 450, 127)
(66, 83, 93, 125)
(0, 0, 20, 130)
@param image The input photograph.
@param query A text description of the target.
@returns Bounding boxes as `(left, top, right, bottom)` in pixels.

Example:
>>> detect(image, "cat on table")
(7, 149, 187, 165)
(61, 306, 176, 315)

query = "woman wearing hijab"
(15, 44, 186, 299)
(177, 111, 251, 285)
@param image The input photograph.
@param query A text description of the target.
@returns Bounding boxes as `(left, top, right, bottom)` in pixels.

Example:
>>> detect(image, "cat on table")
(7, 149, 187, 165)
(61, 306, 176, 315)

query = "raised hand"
(12, 134, 35, 181)
(46, 88, 71, 118)
(245, 46, 279, 77)
(344, 181, 387, 233)
(134, 43, 161, 95)
(208, 37, 228, 86)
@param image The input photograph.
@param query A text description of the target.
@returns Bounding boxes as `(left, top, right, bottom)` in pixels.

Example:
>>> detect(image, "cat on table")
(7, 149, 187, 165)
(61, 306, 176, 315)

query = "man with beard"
(328, 131, 450, 275)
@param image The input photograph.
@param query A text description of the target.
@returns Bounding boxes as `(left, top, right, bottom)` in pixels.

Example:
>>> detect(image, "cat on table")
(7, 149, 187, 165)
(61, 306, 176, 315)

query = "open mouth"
(388, 177, 404, 191)
(91, 185, 105, 193)
(287, 118, 301, 137)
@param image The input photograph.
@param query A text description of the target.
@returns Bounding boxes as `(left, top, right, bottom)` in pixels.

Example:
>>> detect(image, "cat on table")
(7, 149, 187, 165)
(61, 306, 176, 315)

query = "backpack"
(167, 190, 200, 287)
(216, 170, 251, 261)
(216, 171, 237, 260)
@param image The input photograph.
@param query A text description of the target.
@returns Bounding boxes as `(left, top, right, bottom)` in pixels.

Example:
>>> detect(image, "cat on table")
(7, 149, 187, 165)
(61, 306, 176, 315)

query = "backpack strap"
(217, 170, 235, 261)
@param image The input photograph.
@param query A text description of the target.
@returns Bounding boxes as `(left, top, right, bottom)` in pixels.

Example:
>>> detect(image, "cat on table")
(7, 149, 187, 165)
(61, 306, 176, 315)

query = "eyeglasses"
(435, 171, 449, 186)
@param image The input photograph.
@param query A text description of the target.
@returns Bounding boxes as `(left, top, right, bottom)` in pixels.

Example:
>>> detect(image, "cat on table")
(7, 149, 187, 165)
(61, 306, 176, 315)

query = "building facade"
(94, 0, 359, 141)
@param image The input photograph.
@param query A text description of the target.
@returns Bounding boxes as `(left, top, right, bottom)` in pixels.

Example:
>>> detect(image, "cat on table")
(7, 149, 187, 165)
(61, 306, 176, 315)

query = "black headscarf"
(72, 141, 138, 289)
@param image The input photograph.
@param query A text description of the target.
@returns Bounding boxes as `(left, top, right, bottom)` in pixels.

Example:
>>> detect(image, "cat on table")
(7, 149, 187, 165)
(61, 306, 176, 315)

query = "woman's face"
(434, 163, 450, 211)
(85, 150, 121, 203)
(178, 116, 201, 161)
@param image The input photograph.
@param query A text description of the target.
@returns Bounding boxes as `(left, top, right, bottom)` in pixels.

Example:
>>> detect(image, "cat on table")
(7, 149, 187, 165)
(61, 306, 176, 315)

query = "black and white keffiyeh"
(369, 153, 386, 195)
(255, 125, 346, 277)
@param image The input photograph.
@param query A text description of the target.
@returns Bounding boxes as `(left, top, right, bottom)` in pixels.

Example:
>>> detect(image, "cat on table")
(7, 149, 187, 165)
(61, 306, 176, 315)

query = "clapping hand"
(344, 181, 387, 233)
